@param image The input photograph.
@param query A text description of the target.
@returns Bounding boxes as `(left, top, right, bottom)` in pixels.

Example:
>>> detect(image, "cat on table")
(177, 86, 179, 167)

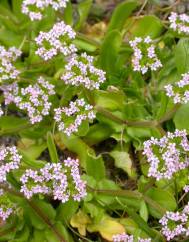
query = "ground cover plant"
(1, 0, 189, 241)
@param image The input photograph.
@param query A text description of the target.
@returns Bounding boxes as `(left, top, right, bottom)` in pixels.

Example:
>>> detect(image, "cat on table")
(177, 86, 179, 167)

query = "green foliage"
(0, 1, 189, 242)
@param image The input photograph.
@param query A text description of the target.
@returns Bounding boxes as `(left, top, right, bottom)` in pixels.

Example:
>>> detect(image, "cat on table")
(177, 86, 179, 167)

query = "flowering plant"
(1, 1, 189, 242)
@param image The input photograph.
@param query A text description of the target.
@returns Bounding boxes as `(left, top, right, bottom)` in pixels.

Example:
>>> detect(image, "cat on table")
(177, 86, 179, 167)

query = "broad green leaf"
(53, 222, 74, 242)
(99, 30, 122, 74)
(87, 215, 125, 241)
(110, 149, 136, 178)
(57, 200, 79, 224)
(47, 132, 59, 163)
(0, 222, 17, 241)
(73, 38, 97, 52)
(107, 0, 138, 33)
(139, 201, 148, 222)
(30, 230, 47, 242)
(84, 123, 113, 145)
(18, 142, 47, 161)
(0, 116, 29, 135)
(23, 199, 56, 230)
(23, 204, 46, 230)
(75, 0, 92, 30)
(145, 188, 177, 218)
(126, 15, 163, 38)
(173, 104, 189, 132)
(95, 179, 120, 205)
(54, 133, 95, 168)
(94, 89, 125, 111)
(86, 151, 106, 181)
(84, 203, 104, 223)
(12, 0, 27, 20)
(62, 1, 73, 25)
(70, 210, 91, 236)
(175, 38, 189, 74)
(11, 226, 30, 242)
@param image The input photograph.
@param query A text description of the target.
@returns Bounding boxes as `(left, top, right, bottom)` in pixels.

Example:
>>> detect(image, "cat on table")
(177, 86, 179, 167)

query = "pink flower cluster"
(0, 146, 21, 182)
(3, 76, 55, 124)
(0, 46, 21, 83)
(159, 203, 189, 240)
(129, 36, 162, 74)
(169, 12, 189, 35)
(20, 158, 87, 202)
(143, 129, 189, 180)
(61, 53, 106, 90)
(35, 21, 77, 60)
(22, 0, 69, 21)
(112, 233, 151, 242)
(0, 189, 14, 221)
(165, 72, 189, 104)
(54, 98, 95, 136)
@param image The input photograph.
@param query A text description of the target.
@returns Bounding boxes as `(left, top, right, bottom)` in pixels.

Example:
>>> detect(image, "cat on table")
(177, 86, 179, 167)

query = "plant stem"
(0, 184, 67, 242)
(95, 106, 158, 127)
(158, 104, 181, 124)
(88, 186, 166, 216)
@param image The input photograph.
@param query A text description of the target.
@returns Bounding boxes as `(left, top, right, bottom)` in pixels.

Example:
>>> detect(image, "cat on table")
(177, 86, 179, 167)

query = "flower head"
(22, 0, 69, 21)
(0, 146, 22, 182)
(35, 21, 77, 60)
(143, 129, 189, 180)
(159, 203, 189, 241)
(0, 189, 15, 221)
(54, 98, 95, 136)
(0, 46, 21, 83)
(165, 72, 189, 104)
(129, 36, 162, 74)
(61, 53, 106, 90)
(3, 76, 55, 124)
(112, 233, 151, 242)
(20, 158, 87, 202)
(169, 12, 189, 35)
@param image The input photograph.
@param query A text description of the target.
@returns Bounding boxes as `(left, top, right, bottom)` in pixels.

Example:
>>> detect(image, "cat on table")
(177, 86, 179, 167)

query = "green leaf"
(0, 116, 29, 135)
(87, 215, 125, 241)
(57, 200, 79, 225)
(99, 30, 122, 74)
(11, 225, 30, 242)
(139, 201, 148, 222)
(47, 132, 59, 163)
(86, 151, 106, 181)
(12, 0, 27, 20)
(145, 188, 177, 218)
(94, 89, 125, 111)
(107, 0, 138, 33)
(73, 38, 97, 52)
(110, 149, 136, 178)
(173, 104, 189, 132)
(55, 133, 95, 169)
(18, 142, 47, 161)
(30, 230, 47, 242)
(126, 15, 163, 38)
(23, 199, 56, 230)
(95, 179, 120, 205)
(75, 0, 92, 30)
(62, 1, 73, 25)
(175, 38, 189, 74)
(84, 123, 113, 145)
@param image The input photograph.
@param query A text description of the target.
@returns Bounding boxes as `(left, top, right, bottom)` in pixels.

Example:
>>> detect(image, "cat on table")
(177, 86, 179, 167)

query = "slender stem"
(158, 104, 181, 124)
(76, 32, 100, 47)
(28, 200, 66, 242)
(88, 186, 166, 216)
(95, 106, 158, 127)
(0, 184, 67, 242)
